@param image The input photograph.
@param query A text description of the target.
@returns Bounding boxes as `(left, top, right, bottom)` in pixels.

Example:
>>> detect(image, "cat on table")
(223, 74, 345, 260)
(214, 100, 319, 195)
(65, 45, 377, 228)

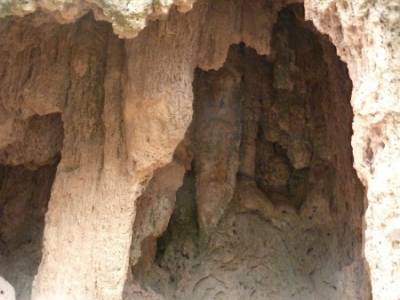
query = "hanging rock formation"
(0, 0, 398, 299)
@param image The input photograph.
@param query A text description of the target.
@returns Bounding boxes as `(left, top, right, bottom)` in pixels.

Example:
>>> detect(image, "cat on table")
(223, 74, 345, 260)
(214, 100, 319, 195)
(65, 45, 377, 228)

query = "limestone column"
(32, 18, 141, 300)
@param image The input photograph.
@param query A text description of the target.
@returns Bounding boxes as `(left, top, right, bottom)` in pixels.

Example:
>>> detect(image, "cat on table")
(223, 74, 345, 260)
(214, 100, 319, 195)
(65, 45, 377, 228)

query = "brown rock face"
(304, 1, 400, 298)
(0, 13, 141, 300)
(1, 0, 395, 299)
(125, 5, 369, 300)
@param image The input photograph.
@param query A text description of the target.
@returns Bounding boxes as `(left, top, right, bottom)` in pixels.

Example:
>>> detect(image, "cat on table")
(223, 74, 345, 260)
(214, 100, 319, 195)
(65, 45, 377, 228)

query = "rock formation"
(0, 0, 398, 299)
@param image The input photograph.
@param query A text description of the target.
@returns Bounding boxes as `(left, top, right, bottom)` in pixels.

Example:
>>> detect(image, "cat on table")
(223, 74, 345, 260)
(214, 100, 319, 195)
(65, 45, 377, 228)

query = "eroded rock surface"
(0, 0, 398, 299)
(126, 6, 369, 299)
(0, 14, 142, 300)
(0, 2, 305, 298)
(0, 0, 196, 38)
(304, 0, 400, 298)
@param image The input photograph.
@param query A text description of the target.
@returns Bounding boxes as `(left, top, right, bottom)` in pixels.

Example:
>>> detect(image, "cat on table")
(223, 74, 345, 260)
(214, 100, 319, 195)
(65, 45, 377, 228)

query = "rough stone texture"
(0, 0, 196, 38)
(0, 1, 305, 298)
(126, 7, 369, 299)
(192, 66, 241, 235)
(127, 160, 187, 274)
(122, 0, 302, 178)
(0, 114, 62, 168)
(304, 0, 400, 299)
(0, 13, 163, 300)
(0, 0, 398, 299)
(30, 18, 141, 300)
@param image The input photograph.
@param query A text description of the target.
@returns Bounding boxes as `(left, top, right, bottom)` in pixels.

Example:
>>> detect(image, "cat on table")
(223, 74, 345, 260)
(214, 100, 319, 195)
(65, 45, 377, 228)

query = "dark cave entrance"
(0, 113, 63, 299)
(128, 4, 370, 300)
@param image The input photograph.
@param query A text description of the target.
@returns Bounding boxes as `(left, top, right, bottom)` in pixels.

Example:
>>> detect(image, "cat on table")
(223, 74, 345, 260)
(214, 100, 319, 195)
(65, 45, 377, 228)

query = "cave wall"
(0, 0, 198, 38)
(0, 2, 306, 299)
(126, 6, 369, 299)
(0, 0, 398, 299)
(0, 14, 143, 300)
(304, 1, 400, 298)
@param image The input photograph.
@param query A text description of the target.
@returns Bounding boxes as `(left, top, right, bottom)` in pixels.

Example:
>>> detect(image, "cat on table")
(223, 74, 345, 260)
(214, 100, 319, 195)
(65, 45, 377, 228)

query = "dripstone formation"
(0, 0, 399, 299)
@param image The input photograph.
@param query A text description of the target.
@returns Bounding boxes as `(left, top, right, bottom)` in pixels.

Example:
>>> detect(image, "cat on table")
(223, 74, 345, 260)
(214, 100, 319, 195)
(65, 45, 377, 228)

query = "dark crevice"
(0, 158, 60, 299)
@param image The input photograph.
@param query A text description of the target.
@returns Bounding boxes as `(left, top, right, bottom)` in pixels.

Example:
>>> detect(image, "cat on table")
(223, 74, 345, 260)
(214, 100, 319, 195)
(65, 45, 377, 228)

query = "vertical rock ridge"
(304, 0, 400, 298)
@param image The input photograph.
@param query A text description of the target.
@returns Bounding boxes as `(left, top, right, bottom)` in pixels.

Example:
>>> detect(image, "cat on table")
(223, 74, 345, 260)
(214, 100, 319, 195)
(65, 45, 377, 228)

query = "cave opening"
(127, 4, 370, 300)
(0, 1, 372, 299)
(0, 113, 63, 300)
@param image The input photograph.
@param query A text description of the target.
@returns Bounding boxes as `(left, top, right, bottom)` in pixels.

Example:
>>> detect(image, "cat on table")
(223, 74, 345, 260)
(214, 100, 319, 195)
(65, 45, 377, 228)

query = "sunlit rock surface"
(0, 0, 196, 37)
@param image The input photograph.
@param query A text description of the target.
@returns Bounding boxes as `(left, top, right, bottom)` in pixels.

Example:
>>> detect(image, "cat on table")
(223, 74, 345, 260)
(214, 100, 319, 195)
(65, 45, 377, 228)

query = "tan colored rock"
(0, 0, 196, 38)
(31, 17, 140, 300)
(192, 66, 242, 235)
(0, 1, 301, 298)
(304, 0, 400, 298)
(0, 0, 398, 299)
(128, 161, 186, 271)
(262, 154, 291, 188)
(128, 12, 369, 297)
(0, 114, 62, 168)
